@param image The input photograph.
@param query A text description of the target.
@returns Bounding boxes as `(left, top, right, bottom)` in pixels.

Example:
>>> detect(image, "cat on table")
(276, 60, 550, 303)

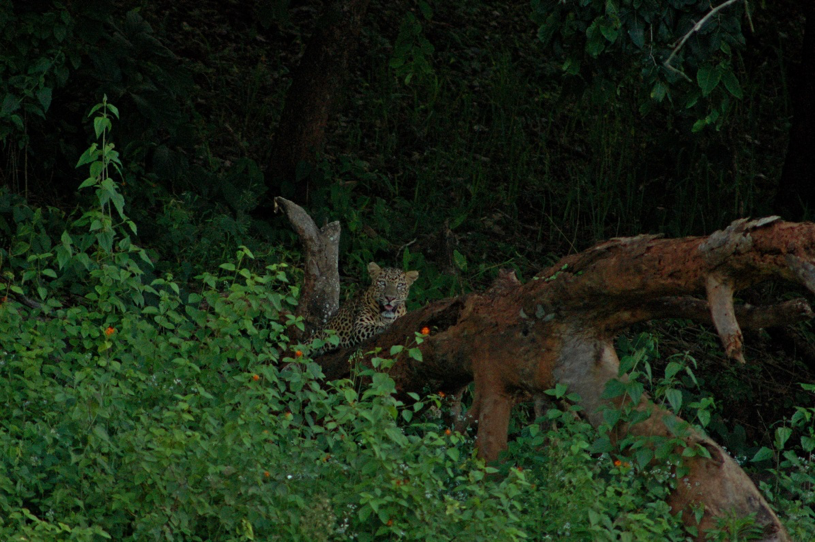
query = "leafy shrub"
(2, 95, 813, 541)
(505, 384, 689, 541)
(0, 98, 531, 541)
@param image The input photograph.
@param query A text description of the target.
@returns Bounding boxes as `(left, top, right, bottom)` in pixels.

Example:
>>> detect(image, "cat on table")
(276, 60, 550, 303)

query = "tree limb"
(664, 0, 745, 81)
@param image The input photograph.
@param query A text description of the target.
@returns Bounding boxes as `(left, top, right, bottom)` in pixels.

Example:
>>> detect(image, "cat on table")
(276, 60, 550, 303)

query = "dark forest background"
(1, 0, 814, 540)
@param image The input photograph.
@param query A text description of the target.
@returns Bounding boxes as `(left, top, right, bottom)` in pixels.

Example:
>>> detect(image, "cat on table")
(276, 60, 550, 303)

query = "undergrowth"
(1, 2, 814, 538)
(1, 99, 813, 540)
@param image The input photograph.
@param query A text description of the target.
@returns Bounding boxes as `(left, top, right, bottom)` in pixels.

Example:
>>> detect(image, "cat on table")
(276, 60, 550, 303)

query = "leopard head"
(366, 262, 419, 322)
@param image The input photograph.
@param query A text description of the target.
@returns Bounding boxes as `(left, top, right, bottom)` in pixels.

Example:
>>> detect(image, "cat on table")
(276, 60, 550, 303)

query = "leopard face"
(313, 262, 419, 354)
(363, 263, 419, 326)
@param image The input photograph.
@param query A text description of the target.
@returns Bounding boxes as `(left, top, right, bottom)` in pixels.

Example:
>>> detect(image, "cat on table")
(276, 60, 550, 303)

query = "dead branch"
(664, 0, 746, 81)
(274, 197, 341, 339)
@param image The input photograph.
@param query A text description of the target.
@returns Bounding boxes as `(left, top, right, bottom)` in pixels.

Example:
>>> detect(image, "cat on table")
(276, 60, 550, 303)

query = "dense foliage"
(1, 0, 814, 539)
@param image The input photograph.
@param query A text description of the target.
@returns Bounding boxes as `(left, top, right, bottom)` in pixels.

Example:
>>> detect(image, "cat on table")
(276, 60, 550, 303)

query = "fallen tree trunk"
(282, 201, 812, 541)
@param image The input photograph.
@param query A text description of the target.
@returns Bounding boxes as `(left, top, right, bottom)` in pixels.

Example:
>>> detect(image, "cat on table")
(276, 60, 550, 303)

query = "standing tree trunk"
(269, 0, 371, 204)
(281, 202, 815, 541)
(775, 6, 815, 218)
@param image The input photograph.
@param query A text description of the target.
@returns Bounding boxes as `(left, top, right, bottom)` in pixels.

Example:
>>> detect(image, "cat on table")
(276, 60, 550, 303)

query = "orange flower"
(0, 296, 6, 304)
(421, 326, 430, 335)
(444, 429, 452, 436)
(264, 470, 270, 478)
(104, 326, 115, 336)
(438, 391, 446, 398)
(614, 459, 622, 467)
(252, 374, 260, 381)
(386, 519, 393, 527)
(295, 350, 303, 357)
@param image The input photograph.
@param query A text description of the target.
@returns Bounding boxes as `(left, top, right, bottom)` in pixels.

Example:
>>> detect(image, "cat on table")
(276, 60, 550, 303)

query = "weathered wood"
(294, 217, 815, 541)
(274, 197, 341, 339)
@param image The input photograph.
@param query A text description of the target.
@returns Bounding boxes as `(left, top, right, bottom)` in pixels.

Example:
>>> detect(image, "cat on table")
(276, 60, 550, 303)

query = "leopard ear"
(404, 270, 419, 286)
(367, 262, 382, 278)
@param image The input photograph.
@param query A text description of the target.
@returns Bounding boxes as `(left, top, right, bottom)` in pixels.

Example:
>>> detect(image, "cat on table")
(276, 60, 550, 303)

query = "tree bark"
(274, 197, 341, 339)
(269, 0, 371, 204)
(284, 212, 815, 541)
(775, 6, 815, 219)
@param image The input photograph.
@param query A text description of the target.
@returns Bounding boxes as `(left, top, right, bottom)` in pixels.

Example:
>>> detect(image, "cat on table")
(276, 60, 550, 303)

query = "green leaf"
(750, 447, 773, 462)
(76, 144, 99, 168)
(691, 118, 708, 133)
(664, 361, 682, 380)
(603, 407, 621, 427)
(681, 446, 697, 457)
(625, 380, 644, 404)
(537, 13, 560, 45)
(446, 448, 460, 461)
(599, 21, 619, 43)
(93, 425, 110, 442)
(89, 161, 104, 180)
(665, 388, 682, 413)
(55, 246, 72, 269)
(36, 87, 52, 113)
(94, 116, 112, 138)
(96, 230, 114, 253)
(650, 81, 667, 102)
(418, 1, 432, 20)
(585, 19, 606, 57)
(628, 17, 644, 48)
(721, 68, 743, 99)
(390, 345, 404, 355)
(1, 93, 20, 116)
(590, 436, 613, 453)
(634, 447, 653, 468)
(775, 426, 792, 450)
(453, 250, 467, 271)
(697, 64, 721, 96)
(11, 241, 30, 256)
(601, 378, 626, 400)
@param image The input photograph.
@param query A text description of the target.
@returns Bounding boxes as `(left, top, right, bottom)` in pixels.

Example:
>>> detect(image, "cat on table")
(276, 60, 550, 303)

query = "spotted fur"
(314, 262, 419, 354)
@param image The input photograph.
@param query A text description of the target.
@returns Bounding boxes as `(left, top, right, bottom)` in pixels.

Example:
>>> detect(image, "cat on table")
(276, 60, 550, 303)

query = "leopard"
(313, 262, 419, 354)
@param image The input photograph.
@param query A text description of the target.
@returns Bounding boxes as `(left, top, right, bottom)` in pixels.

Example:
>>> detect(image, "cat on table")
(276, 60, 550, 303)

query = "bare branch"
(664, 0, 745, 81)
(706, 274, 745, 363)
